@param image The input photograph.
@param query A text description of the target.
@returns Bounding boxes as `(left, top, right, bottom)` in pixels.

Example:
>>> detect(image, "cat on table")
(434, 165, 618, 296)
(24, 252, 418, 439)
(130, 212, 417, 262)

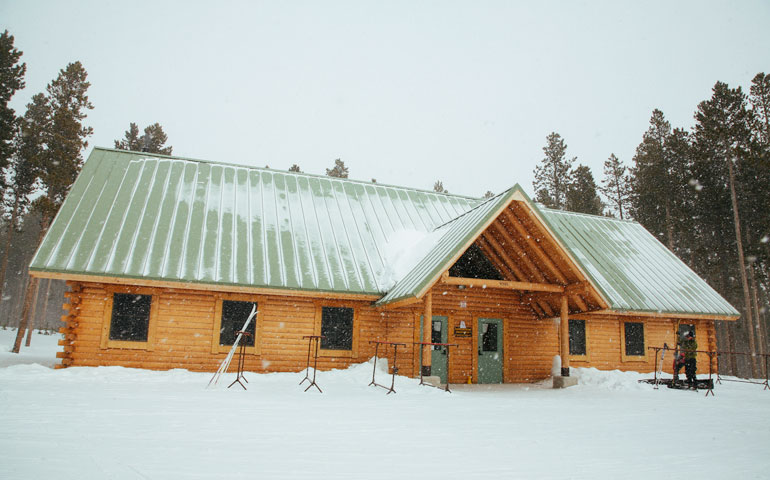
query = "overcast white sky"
(3, 0, 769, 198)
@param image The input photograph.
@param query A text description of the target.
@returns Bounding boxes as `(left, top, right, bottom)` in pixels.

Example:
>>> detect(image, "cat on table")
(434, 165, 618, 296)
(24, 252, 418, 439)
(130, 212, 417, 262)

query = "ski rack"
(207, 306, 257, 389)
(643, 345, 718, 396)
(413, 341, 458, 393)
(644, 346, 770, 396)
(299, 335, 325, 393)
(227, 331, 252, 390)
(713, 351, 770, 391)
(368, 341, 406, 394)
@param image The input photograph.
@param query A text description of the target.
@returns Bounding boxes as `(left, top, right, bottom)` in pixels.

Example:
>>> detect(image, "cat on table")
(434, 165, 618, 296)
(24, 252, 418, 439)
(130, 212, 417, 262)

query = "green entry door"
(478, 318, 503, 384)
(421, 315, 448, 384)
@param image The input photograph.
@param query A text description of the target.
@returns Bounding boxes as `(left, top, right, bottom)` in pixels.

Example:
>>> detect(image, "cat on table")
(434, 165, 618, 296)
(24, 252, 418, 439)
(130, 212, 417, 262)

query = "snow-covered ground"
(1, 329, 769, 480)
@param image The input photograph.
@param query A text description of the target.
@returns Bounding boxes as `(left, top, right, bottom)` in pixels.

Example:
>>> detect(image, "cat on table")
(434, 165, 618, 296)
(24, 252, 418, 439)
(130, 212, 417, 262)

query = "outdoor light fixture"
(458, 285, 465, 290)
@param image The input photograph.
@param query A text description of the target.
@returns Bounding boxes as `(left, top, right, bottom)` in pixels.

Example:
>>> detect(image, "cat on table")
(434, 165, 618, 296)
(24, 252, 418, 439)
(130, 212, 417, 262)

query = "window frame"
(314, 301, 358, 358)
(211, 293, 263, 355)
(620, 320, 647, 362)
(100, 287, 160, 351)
(568, 318, 590, 362)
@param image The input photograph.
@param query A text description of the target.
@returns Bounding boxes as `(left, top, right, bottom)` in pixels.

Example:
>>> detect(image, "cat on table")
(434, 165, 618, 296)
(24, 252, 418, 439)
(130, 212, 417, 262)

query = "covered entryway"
(477, 318, 503, 383)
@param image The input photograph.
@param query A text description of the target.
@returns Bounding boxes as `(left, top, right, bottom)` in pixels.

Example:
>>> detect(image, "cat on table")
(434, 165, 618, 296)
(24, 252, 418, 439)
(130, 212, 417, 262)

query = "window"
(624, 322, 645, 357)
(481, 322, 498, 352)
(211, 295, 262, 355)
(219, 300, 257, 347)
(569, 320, 586, 356)
(109, 293, 152, 342)
(321, 306, 354, 351)
(101, 289, 158, 350)
(678, 323, 695, 340)
(432, 320, 443, 344)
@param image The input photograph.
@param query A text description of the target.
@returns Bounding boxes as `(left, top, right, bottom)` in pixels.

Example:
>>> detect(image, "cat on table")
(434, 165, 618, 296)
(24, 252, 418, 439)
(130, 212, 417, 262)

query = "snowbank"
(1, 329, 769, 480)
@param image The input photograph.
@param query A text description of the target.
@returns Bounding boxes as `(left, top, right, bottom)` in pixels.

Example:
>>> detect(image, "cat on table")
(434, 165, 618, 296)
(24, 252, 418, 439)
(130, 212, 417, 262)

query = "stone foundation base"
(553, 376, 578, 389)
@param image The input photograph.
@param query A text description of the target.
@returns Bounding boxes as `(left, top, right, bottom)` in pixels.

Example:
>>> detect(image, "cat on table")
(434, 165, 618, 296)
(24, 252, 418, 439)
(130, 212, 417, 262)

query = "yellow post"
(422, 292, 433, 376)
(560, 295, 570, 377)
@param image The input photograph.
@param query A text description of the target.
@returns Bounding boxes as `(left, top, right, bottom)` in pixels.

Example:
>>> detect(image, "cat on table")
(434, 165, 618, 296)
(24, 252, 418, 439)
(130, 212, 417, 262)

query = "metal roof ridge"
(90, 146, 482, 201)
(538, 205, 640, 224)
(431, 188, 512, 231)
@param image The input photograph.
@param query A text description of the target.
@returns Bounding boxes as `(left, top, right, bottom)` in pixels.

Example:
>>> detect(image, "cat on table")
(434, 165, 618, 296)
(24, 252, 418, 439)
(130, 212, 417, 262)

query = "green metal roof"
(31, 147, 738, 318)
(30, 148, 477, 296)
(536, 208, 740, 317)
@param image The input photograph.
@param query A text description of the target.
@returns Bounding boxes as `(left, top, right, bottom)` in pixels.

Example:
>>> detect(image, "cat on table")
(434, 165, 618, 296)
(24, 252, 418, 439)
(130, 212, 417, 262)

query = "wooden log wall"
(58, 280, 720, 381)
(570, 314, 718, 375)
(60, 281, 399, 373)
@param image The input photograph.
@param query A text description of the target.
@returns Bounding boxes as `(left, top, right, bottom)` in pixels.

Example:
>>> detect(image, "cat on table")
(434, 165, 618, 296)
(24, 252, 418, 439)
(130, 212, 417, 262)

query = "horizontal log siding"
(571, 315, 718, 374)
(59, 281, 720, 381)
(62, 282, 389, 372)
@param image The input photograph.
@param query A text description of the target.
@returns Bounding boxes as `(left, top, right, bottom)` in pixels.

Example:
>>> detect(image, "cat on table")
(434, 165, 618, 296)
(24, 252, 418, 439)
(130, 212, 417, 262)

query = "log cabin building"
(31, 148, 739, 384)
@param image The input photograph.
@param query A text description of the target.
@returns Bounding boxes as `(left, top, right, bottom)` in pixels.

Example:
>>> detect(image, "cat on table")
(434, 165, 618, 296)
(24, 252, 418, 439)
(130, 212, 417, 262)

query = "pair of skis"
(654, 343, 669, 388)
(207, 304, 257, 389)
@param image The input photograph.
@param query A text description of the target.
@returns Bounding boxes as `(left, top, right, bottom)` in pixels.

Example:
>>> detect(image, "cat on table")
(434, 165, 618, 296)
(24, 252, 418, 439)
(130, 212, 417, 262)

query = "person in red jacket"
(673, 331, 698, 388)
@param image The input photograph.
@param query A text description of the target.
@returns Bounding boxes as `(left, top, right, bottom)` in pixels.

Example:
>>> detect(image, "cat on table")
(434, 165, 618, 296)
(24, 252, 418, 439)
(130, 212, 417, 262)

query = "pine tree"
(533, 132, 574, 209)
(0, 30, 26, 177)
(0, 122, 37, 315)
(288, 164, 301, 172)
(12, 62, 93, 353)
(433, 181, 447, 193)
(483, 191, 495, 199)
(599, 154, 632, 219)
(691, 81, 759, 376)
(325, 158, 348, 178)
(631, 110, 680, 249)
(114, 122, 172, 155)
(749, 72, 770, 146)
(565, 164, 603, 215)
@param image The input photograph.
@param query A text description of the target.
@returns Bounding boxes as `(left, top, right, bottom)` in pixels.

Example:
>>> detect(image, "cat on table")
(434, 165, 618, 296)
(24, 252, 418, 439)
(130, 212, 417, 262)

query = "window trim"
(620, 320, 647, 362)
(568, 318, 590, 362)
(211, 293, 263, 355)
(314, 301, 358, 358)
(100, 287, 159, 351)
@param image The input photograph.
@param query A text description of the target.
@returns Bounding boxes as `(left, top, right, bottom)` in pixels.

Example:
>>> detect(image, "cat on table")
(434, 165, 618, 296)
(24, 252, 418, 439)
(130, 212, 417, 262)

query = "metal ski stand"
(207, 305, 257, 389)
(299, 335, 324, 393)
(640, 345, 716, 396)
(368, 341, 406, 394)
(652, 343, 668, 389)
(414, 341, 458, 393)
(715, 351, 770, 391)
(227, 331, 252, 390)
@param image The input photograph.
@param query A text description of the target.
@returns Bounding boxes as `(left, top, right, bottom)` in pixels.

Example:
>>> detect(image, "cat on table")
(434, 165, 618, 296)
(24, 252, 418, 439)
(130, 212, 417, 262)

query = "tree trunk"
(38, 278, 52, 332)
(12, 220, 50, 354)
(725, 151, 758, 377)
(24, 280, 41, 346)
(749, 264, 766, 377)
(12, 276, 39, 353)
(718, 264, 738, 375)
(0, 195, 20, 310)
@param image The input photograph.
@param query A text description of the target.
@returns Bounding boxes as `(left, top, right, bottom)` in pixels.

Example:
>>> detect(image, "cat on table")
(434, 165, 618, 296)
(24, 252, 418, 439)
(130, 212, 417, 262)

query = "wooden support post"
(422, 292, 432, 376)
(560, 295, 570, 377)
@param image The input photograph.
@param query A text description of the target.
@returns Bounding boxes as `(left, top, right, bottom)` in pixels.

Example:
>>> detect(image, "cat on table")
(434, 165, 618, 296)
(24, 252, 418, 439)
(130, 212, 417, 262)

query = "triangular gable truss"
(376, 185, 609, 317)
